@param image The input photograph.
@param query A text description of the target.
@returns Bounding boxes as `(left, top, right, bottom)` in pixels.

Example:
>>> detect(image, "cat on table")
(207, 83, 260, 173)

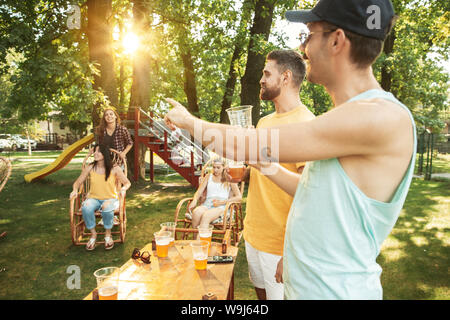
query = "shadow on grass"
(378, 178, 450, 299)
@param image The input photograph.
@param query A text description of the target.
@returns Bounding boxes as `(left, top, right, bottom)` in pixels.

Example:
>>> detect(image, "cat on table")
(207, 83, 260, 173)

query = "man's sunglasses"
(298, 29, 337, 46)
(131, 248, 151, 264)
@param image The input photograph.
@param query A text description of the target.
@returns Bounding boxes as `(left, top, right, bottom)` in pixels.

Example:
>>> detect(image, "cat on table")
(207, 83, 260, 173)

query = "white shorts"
(245, 241, 284, 300)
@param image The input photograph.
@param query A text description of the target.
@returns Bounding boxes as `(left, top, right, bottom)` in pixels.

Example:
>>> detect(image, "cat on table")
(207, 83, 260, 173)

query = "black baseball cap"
(285, 0, 395, 40)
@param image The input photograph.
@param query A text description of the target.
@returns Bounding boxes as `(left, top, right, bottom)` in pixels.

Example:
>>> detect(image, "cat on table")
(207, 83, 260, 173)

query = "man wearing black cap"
(164, 0, 417, 299)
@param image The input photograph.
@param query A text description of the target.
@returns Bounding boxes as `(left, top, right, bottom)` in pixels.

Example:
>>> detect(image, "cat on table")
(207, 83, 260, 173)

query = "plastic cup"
(93, 267, 120, 300)
(226, 105, 253, 128)
(190, 240, 209, 270)
(228, 163, 246, 183)
(160, 222, 176, 246)
(226, 105, 251, 178)
(154, 231, 171, 258)
(198, 225, 213, 254)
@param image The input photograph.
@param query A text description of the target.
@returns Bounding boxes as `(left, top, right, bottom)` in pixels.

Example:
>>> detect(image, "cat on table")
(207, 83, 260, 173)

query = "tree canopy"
(0, 0, 448, 136)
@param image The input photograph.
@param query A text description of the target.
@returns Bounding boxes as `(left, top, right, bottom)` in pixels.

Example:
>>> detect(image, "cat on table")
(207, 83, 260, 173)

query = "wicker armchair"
(0, 156, 12, 239)
(69, 149, 127, 246)
(173, 159, 245, 252)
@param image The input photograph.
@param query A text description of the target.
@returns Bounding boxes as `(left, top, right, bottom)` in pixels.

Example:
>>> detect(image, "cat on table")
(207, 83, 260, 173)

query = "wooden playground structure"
(124, 107, 210, 188)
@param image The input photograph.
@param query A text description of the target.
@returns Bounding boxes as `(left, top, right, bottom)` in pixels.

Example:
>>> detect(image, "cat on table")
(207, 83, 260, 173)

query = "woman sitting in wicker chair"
(70, 143, 130, 251)
(188, 158, 242, 229)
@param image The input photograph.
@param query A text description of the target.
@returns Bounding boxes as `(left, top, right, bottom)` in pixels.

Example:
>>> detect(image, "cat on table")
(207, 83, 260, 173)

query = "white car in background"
(8, 134, 37, 150)
(0, 135, 12, 152)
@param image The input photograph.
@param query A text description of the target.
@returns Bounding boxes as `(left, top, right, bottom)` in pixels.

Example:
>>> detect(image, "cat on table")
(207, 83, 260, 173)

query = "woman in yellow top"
(70, 144, 131, 251)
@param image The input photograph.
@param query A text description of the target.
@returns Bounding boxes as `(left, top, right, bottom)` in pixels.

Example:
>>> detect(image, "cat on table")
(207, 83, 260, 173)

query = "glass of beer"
(228, 161, 246, 183)
(154, 231, 171, 258)
(198, 225, 213, 254)
(160, 222, 176, 246)
(190, 240, 209, 270)
(225, 105, 252, 182)
(93, 267, 120, 300)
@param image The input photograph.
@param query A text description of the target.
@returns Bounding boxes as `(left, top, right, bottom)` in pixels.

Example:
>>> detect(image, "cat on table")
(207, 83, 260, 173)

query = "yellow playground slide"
(24, 134, 94, 183)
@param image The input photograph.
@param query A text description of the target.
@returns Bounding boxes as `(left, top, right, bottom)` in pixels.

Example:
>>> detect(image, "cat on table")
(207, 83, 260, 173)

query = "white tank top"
(205, 174, 230, 201)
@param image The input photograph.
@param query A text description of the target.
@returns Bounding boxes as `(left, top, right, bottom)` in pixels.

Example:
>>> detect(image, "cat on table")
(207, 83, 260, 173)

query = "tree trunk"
(127, 0, 153, 180)
(180, 42, 200, 116)
(219, 0, 253, 124)
(86, 0, 118, 127)
(118, 20, 126, 113)
(220, 46, 244, 123)
(177, 1, 199, 116)
(128, 0, 152, 112)
(26, 128, 31, 156)
(239, 0, 275, 126)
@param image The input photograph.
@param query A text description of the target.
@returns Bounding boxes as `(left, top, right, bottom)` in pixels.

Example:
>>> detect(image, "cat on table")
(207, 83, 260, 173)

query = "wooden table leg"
(227, 272, 234, 300)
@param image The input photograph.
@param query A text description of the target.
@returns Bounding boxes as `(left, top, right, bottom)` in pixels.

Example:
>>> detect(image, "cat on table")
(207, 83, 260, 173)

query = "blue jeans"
(81, 198, 119, 230)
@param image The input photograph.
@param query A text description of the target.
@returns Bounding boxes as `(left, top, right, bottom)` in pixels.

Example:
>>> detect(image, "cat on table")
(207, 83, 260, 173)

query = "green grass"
(378, 178, 450, 299)
(2, 150, 89, 159)
(0, 151, 448, 300)
(0, 153, 255, 300)
(415, 153, 450, 174)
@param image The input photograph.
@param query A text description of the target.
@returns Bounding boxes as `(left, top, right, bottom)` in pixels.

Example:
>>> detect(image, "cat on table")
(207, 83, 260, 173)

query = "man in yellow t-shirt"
(243, 50, 315, 300)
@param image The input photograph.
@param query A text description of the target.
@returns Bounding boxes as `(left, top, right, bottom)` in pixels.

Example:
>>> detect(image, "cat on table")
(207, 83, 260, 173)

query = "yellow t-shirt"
(243, 105, 315, 256)
(88, 170, 118, 200)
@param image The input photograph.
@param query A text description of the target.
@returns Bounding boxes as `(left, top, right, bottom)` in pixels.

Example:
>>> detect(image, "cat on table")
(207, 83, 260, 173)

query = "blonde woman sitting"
(188, 159, 242, 228)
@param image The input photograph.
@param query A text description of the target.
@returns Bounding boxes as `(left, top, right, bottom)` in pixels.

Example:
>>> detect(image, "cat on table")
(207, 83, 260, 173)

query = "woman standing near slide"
(96, 108, 133, 159)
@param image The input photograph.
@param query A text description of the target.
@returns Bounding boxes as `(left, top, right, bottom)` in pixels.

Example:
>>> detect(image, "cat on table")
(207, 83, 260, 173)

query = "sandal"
(86, 237, 96, 251)
(104, 236, 114, 250)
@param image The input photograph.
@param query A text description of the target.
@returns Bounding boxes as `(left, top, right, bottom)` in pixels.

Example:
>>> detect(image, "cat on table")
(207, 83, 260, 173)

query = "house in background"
(439, 120, 450, 153)
(37, 111, 92, 149)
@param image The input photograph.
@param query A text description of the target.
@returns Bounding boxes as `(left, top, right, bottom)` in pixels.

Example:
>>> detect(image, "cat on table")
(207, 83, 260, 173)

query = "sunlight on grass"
(413, 216, 427, 223)
(380, 238, 407, 262)
(434, 231, 449, 245)
(417, 283, 433, 294)
(426, 215, 449, 230)
(410, 236, 429, 247)
(34, 199, 60, 207)
(12, 161, 45, 169)
(381, 249, 407, 262)
(0, 219, 12, 225)
(126, 191, 191, 208)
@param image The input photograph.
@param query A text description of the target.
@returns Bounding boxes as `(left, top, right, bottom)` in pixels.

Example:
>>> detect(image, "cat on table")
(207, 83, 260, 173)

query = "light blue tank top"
(283, 89, 417, 300)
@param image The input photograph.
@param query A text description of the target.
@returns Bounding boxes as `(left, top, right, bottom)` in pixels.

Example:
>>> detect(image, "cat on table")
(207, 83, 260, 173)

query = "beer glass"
(93, 267, 120, 300)
(160, 222, 176, 246)
(190, 240, 209, 270)
(198, 225, 213, 254)
(154, 231, 171, 258)
(226, 105, 252, 182)
(227, 164, 246, 183)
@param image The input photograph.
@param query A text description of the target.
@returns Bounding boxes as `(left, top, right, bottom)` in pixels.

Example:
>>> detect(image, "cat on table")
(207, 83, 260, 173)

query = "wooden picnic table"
(84, 240, 239, 300)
